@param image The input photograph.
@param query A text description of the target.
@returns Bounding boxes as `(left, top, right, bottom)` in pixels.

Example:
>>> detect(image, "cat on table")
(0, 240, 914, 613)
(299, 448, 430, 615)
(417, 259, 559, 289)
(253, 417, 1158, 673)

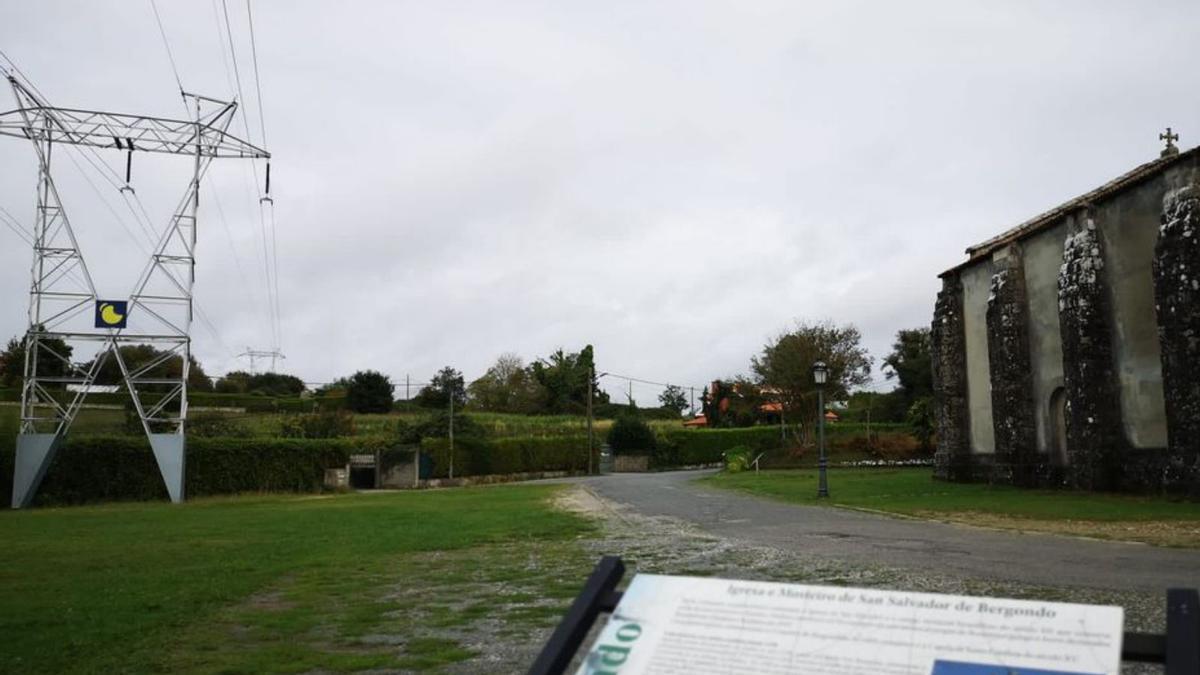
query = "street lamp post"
(812, 361, 829, 498)
(588, 370, 610, 475)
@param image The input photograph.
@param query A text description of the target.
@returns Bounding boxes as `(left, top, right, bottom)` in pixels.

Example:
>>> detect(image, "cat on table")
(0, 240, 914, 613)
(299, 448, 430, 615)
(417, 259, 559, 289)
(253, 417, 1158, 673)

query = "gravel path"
(567, 470, 1200, 592)
(551, 480, 1172, 674)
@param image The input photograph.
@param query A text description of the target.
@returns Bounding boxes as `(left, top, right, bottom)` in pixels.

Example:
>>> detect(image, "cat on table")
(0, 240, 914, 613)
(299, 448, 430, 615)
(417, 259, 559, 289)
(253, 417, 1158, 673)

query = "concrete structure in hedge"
(932, 138, 1200, 497)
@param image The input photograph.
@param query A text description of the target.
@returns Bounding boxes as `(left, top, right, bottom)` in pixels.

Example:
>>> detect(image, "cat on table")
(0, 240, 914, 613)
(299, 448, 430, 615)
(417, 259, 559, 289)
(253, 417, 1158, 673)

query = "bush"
(606, 416, 656, 455)
(724, 445, 751, 473)
(907, 396, 935, 451)
(279, 410, 356, 439)
(414, 410, 485, 441)
(0, 435, 382, 506)
(188, 412, 253, 438)
(594, 403, 679, 420)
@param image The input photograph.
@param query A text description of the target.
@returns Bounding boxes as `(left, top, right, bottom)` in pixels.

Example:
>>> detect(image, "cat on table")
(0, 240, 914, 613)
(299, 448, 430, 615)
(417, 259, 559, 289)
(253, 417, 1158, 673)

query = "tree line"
(0, 323, 932, 433)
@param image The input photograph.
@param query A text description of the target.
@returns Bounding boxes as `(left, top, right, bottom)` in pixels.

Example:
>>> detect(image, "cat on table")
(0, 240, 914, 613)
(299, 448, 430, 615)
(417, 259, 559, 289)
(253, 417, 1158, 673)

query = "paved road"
(566, 470, 1200, 592)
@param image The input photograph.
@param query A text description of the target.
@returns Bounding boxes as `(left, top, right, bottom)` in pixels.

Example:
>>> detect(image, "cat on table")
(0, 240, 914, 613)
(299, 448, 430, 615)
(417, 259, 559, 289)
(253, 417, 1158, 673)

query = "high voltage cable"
(0, 209, 32, 245)
(219, 0, 281, 352)
(207, 182, 265, 314)
(245, 0, 268, 148)
(244, 0, 283, 351)
(149, 0, 185, 96)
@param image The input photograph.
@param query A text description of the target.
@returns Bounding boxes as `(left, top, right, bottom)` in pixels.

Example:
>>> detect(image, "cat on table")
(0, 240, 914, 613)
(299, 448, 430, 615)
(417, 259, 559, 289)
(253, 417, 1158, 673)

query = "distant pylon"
(237, 348, 285, 374)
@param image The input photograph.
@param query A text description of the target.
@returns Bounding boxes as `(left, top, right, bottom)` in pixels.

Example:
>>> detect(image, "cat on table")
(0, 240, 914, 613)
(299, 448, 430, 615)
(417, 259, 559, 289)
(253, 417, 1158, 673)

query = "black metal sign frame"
(530, 556, 1199, 675)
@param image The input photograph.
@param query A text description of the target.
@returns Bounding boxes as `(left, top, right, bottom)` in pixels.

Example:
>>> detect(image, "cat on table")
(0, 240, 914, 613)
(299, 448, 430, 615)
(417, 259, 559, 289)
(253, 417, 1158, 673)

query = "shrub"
(907, 396, 935, 451)
(606, 416, 656, 455)
(414, 410, 485, 441)
(724, 445, 751, 473)
(188, 412, 253, 438)
(279, 410, 355, 439)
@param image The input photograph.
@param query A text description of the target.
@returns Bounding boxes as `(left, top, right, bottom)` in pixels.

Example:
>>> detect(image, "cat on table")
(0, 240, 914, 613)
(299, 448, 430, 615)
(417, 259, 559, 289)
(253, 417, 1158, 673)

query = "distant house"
(683, 414, 707, 428)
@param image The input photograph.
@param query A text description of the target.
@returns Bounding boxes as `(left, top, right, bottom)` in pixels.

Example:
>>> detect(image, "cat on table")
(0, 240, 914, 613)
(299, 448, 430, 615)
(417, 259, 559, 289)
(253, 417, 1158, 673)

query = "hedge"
(420, 435, 589, 479)
(653, 424, 920, 468)
(0, 435, 388, 506)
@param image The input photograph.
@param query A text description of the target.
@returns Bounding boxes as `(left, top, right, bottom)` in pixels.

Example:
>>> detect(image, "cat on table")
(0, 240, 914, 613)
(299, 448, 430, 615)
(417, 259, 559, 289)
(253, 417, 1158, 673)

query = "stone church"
(931, 133, 1199, 497)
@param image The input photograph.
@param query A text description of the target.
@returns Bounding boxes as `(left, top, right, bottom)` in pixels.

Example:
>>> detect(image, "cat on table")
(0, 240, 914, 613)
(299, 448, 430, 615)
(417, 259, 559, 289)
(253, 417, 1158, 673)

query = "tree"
(345, 370, 394, 413)
(0, 336, 24, 388)
(882, 328, 933, 407)
(658, 385, 689, 415)
(315, 377, 351, 397)
(751, 320, 872, 425)
(467, 353, 542, 413)
(215, 370, 305, 396)
(82, 344, 213, 392)
(530, 344, 608, 414)
(0, 332, 75, 388)
(415, 366, 466, 409)
(907, 396, 935, 452)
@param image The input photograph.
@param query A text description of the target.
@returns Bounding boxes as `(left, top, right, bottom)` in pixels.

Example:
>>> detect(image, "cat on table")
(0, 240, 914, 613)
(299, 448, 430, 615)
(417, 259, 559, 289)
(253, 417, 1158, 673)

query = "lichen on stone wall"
(1153, 183, 1200, 498)
(931, 275, 970, 481)
(1057, 211, 1123, 491)
(985, 246, 1039, 487)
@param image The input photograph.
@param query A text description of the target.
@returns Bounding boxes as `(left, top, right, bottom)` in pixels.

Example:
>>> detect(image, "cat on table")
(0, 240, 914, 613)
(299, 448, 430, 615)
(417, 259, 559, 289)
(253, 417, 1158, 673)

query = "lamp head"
(811, 361, 828, 385)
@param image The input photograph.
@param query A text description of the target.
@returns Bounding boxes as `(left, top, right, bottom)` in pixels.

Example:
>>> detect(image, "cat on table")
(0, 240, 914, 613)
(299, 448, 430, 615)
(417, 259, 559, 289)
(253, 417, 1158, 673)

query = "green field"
(702, 468, 1200, 546)
(0, 486, 592, 674)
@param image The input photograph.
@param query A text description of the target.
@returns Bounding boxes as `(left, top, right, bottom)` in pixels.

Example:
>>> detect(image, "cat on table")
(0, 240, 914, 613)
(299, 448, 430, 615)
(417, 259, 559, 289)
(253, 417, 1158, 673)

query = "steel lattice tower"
(0, 77, 269, 507)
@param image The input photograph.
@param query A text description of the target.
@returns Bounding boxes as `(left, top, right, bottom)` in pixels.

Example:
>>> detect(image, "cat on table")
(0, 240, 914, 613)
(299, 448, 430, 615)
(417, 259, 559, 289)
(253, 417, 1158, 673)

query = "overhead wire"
(218, 0, 281, 353)
(247, 0, 285, 359)
(149, 0, 185, 96)
(0, 207, 33, 245)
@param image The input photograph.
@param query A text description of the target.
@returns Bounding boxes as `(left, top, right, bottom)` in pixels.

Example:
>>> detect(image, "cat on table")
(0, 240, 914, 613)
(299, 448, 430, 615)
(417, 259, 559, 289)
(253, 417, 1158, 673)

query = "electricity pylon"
(0, 76, 269, 507)
(237, 348, 285, 374)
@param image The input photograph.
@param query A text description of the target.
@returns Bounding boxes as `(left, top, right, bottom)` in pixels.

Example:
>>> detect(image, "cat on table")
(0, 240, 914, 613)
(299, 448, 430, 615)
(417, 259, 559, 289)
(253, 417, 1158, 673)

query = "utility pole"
(448, 393, 455, 480)
(866, 390, 872, 449)
(587, 365, 594, 475)
(405, 374, 410, 402)
(690, 386, 695, 416)
(780, 401, 786, 447)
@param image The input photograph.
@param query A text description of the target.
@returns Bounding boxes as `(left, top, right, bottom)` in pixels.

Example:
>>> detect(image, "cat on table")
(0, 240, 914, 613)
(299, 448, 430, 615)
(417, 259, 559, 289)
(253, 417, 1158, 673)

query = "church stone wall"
(931, 275, 971, 480)
(1095, 177, 1170, 449)
(985, 245, 1039, 486)
(1154, 182, 1200, 498)
(1057, 209, 1125, 491)
(933, 149, 1200, 496)
(960, 261, 995, 456)
(1021, 225, 1067, 460)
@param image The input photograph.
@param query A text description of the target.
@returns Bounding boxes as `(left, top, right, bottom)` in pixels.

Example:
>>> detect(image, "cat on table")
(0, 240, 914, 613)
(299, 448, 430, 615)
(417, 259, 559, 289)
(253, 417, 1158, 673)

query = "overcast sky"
(2, 1, 1199, 403)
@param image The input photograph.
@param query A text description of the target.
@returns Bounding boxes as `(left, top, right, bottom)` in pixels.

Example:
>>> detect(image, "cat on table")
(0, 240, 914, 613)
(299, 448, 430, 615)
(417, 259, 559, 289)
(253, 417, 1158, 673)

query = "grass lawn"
(0, 485, 593, 674)
(702, 468, 1200, 547)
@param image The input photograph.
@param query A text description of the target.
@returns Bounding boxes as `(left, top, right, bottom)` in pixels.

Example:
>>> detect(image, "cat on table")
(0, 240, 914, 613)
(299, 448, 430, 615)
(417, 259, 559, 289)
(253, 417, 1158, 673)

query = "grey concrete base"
(148, 434, 185, 503)
(12, 433, 62, 508)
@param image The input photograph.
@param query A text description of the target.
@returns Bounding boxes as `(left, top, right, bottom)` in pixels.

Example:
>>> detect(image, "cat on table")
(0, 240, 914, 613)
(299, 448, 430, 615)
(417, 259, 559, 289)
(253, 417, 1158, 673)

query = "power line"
(219, 0, 281, 352)
(0, 209, 32, 245)
(243, 1, 283, 352)
(149, 0, 185, 96)
(245, 0, 268, 148)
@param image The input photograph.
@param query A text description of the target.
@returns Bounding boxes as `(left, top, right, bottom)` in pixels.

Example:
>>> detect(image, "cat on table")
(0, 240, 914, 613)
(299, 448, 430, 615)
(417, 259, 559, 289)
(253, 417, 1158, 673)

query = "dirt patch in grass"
(913, 510, 1200, 548)
(157, 485, 1173, 674)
